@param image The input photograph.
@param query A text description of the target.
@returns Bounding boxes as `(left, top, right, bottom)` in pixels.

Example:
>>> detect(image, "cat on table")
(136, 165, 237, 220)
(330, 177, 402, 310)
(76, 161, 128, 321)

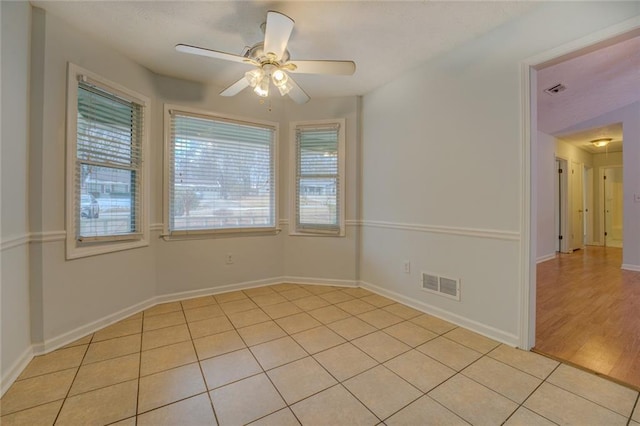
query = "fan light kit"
(591, 138, 612, 148)
(175, 11, 356, 104)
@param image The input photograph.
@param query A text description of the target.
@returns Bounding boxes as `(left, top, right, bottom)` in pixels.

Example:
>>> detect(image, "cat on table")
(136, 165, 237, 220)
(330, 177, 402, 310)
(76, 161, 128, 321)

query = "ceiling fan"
(175, 10, 356, 104)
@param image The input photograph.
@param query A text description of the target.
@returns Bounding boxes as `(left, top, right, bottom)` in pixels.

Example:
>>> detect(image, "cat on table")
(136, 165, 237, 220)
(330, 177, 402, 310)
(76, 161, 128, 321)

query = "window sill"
(161, 227, 281, 241)
(289, 230, 345, 237)
(66, 237, 148, 260)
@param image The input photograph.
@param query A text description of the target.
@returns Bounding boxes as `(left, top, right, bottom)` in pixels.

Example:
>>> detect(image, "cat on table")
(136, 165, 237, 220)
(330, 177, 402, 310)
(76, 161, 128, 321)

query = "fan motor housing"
(246, 42, 290, 64)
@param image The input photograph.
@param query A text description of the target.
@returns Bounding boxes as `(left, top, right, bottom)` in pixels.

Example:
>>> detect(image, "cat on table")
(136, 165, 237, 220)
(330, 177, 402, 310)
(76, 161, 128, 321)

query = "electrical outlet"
(226, 253, 234, 264)
(403, 260, 411, 274)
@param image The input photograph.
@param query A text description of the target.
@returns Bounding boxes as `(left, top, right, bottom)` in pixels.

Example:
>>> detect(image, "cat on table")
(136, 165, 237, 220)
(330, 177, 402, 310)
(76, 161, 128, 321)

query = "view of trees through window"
(169, 112, 275, 231)
(76, 84, 141, 239)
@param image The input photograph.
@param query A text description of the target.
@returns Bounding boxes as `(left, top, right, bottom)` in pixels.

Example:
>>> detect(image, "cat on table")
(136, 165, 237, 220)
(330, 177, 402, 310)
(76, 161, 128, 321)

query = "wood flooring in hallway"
(535, 246, 640, 390)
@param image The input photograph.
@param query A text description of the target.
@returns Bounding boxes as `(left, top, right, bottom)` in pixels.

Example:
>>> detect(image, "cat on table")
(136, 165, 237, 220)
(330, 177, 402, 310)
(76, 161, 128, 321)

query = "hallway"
(536, 246, 640, 389)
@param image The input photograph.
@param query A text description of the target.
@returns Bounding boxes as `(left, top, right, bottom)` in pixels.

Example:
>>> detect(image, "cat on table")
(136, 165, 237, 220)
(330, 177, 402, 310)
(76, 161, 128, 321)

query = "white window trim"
(289, 118, 346, 237)
(163, 104, 280, 239)
(65, 63, 150, 259)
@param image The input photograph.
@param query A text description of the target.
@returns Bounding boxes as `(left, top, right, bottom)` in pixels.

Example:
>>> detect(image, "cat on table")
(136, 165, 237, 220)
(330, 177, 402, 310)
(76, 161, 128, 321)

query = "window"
(165, 106, 277, 235)
(291, 119, 345, 235)
(66, 64, 149, 259)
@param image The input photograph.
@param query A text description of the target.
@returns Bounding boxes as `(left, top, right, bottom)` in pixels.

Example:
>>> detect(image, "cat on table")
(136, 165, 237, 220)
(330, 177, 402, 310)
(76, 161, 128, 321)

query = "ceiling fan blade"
(263, 11, 294, 60)
(287, 60, 356, 75)
(176, 44, 258, 66)
(287, 76, 310, 104)
(220, 77, 250, 97)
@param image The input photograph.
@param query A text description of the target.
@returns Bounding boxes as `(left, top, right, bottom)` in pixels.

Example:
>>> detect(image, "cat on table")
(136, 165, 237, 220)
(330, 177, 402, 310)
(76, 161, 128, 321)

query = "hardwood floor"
(535, 246, 640, 389)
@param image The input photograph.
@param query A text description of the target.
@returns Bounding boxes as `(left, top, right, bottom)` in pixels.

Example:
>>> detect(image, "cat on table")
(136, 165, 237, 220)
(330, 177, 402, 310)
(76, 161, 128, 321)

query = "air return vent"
(421, 272, 460, 301)
(544, 83, 566, 95)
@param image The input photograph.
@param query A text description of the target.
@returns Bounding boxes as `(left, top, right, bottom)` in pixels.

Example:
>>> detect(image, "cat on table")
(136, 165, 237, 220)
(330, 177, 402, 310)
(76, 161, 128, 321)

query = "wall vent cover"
(544, 83, 566, 95)
(421, 272, 461, 301)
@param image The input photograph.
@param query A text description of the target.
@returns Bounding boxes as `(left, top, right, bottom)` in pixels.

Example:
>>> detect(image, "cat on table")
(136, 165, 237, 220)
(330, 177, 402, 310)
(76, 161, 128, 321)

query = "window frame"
(163, 104, 279, 239)
(289, 119, 346, 237)
(65, 63, 150, 259)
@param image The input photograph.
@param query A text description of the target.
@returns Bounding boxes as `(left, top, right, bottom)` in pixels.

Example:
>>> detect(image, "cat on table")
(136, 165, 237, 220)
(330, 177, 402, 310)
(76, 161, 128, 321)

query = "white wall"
(1, 0, 33, 393)
(282, 97, 359, 283)
(19, 6, 361, 358)
(28, 8, 158, 346)
(536, 132, 556, 261)
(361, 2, 639, 346)
(153, 76, 288, 296)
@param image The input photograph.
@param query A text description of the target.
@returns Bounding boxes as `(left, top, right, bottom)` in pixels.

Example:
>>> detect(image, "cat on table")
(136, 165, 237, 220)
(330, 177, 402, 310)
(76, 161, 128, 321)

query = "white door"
(603, 166, 623, 248)
(570, 161, 584, 251)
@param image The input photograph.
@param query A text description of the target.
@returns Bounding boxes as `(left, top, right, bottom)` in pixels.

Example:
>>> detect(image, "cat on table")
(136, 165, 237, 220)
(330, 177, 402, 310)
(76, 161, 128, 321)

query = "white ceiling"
(30, 1, 538, 98)
(537, 34, 640, 138)
(556, 123, 623, 154)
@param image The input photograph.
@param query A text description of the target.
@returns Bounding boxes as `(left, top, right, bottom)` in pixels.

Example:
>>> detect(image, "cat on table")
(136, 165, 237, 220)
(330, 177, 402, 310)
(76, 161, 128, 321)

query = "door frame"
(519, 17, 640, 350)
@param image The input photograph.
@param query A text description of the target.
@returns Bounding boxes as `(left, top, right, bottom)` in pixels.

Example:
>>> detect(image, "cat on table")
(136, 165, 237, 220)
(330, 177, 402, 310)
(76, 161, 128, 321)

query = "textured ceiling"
(537, 34, 640, 137)
(556, 123, 623, 154)
(31, 1, 537, 98)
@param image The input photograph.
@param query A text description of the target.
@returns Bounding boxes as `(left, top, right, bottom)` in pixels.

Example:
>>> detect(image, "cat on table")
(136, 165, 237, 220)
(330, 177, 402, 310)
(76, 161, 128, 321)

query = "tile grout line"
(9, 284, 636, 425)
(233, 288, 305, 425)
(542, 363, 639, 419)
(51, 332, 94, 424)
(244, 286, 385, 424)
(181, 299, 221, 426)
(134, 324, 143, 426)
(503, 361, 563, 426)
(627, 393, 639, 425)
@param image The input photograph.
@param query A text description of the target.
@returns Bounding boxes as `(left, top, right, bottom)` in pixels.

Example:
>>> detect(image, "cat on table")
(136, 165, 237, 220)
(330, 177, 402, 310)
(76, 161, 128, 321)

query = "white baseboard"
(359, 280, 520, 347)
(536, 253, 556, 264)
(1, 345, 34, 397)
(621, 264, 640, 272)
(155, 277, 284, 305)
(24, 276, 357, 361)
(281, 276, 358, 288)
(33, 297, 157, 355)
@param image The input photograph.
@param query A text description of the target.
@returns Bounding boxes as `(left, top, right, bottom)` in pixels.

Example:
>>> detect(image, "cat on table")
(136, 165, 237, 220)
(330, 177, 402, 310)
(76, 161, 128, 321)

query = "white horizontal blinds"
(169, 111, 275, 232)
(76, 78, 143, 241)
(296, 124, 340, 233)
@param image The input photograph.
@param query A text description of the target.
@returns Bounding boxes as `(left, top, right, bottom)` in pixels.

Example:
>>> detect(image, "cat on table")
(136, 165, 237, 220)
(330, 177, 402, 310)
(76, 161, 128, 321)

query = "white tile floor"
(1, 283, 639, 425)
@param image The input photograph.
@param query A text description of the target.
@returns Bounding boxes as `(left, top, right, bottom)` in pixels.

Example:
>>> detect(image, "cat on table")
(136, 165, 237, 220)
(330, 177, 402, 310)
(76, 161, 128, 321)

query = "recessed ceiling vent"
(421, 272, 461, 301)
(544, 83, 566, 95)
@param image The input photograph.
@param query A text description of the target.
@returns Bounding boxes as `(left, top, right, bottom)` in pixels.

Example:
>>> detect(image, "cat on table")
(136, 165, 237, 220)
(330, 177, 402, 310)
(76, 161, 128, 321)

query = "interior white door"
(603, 166, 623, 248)
(571, 161, 584, 251)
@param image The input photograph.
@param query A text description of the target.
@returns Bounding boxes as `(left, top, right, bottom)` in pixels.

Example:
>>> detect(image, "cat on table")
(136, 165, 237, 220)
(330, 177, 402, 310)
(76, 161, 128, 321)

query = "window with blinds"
(293, 121, 345, 235)
(74, 77, 144, 242)
(167, 108, 277, 234)
(66, 64, 149, 258)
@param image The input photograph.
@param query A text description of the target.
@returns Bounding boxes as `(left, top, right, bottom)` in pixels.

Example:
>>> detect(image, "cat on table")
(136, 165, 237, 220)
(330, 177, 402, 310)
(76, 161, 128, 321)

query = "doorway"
(523, 23, 639, 385)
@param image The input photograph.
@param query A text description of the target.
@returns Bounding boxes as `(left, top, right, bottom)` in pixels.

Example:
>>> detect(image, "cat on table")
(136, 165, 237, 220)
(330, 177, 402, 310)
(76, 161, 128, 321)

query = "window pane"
(298, 177, 338, 225)
(296, 126, 340, 232)
(75, 79, 143, 242)
(79, 164, 135, 237)
(170, 113, 275, 231)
